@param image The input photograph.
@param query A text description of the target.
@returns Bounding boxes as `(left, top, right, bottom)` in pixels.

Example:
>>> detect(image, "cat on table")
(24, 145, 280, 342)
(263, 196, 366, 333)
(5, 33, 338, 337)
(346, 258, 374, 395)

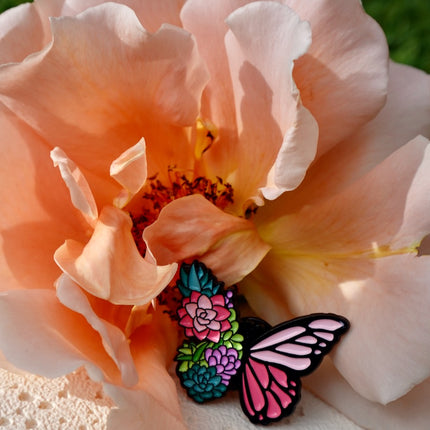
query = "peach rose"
(0, 0, 429, 428)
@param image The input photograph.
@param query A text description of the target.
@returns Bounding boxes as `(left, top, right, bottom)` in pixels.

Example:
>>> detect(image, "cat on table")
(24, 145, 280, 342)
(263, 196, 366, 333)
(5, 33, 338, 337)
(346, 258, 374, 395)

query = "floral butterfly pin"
(175, 261, 350, 425)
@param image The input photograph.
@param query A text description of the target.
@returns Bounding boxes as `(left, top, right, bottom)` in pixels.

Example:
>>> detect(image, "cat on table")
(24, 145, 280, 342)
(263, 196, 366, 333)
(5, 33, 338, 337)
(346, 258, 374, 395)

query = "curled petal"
(0, 107, 85, 292)
(55, 205, 177, 305)
(110, 139, 148, 208)
(56, 274, 138, 386)
(63, 0, 188, 34)
(340, 62, 430, 186)
(289, 0, 389, 154)
(0, 2, 209, 206)
(0, 288, 121, 383)
(0, 0, 187, 65)
(283, 62, 430, 212)
(261, 100, 319, 200)
(144, 195, 270, 285)
(51, 146, 98, 225)
(224, 1, 318, 204)
(106, 309, 186, 429)
(0, 3, 45, 64)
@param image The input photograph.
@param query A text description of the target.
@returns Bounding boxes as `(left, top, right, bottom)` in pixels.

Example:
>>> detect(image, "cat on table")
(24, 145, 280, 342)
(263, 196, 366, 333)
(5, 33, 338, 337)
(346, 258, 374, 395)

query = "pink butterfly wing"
(239, 314, 349, 425)
(240, 358, 300, 424)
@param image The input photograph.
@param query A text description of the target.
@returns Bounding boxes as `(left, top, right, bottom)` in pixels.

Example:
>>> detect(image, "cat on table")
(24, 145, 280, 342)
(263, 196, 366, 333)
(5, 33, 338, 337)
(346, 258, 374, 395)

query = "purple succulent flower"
(205, 346, 241, 384)
(224, 290, 234, 309)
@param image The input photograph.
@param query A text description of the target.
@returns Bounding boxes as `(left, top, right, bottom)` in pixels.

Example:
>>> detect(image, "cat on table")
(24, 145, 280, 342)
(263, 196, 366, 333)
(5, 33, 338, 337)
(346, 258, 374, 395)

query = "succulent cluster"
(175, 261, 243, 403)
(181, 365, 228, 403)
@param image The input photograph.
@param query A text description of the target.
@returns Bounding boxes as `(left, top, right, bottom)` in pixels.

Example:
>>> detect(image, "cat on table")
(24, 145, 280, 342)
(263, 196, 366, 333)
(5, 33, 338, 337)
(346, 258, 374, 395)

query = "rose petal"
(281, 61, 430, 213)
(56, 274, 138, 386)
(224, 1, 318, 204)
(307, 359, 430, 430)
(331, 255, 430, 404)
(54, 205, 177, 305)
(106, 308, 185, 429)
(61, 0, 186, 33)
(261, 101, 319, 200)
(0, 3, 45, 64)
(0, 106, 86, 292)
(246, 139, 430, 403)
(143, 194, 270, 285)
(105, 384, 187, 430)
(0, 2, 209, 206)
(0, 288, 121, 383)
(51, 146, 98, 225)
(110, 139, 147, 209)
(289, 0, 389, 155)
(259, 136, 430, 266)
(336, 62, 430, 186)
(247, 253, 430, 404)
(0, 0, 188, 63)
(180, 0, 245, 194)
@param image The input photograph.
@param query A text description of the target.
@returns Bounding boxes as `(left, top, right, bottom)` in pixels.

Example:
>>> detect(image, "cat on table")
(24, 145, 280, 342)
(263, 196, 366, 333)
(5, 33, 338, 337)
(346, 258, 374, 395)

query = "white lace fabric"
(0, 367, 361, 429)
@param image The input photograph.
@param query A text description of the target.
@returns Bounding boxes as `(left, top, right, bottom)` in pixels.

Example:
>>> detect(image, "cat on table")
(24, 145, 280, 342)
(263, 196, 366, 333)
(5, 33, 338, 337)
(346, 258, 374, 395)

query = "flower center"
(128, 120, 234, 321)
(130, 166, 234, 257)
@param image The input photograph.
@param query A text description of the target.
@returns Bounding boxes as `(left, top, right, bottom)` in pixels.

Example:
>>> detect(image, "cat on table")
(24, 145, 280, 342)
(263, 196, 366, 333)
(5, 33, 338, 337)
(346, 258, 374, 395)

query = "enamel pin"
(175, 261, 350, 425)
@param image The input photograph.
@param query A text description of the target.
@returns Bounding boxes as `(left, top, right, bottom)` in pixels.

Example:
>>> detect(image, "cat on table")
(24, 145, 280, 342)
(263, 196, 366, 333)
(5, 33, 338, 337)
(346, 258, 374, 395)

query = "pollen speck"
(130, 167, 233, 257)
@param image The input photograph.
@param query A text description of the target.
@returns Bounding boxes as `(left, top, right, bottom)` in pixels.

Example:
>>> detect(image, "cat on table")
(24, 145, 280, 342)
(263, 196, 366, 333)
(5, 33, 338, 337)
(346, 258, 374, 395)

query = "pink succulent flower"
(0, 0, 429, 429)
(178, 292, 231, 342)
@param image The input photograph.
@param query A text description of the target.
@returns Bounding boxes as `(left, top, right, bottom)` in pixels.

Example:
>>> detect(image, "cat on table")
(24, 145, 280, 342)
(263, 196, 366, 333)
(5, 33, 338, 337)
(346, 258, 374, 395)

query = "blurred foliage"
(363, 0, 430, 73)
(0, 0, 31, 12)
(0, 0, 429, 72)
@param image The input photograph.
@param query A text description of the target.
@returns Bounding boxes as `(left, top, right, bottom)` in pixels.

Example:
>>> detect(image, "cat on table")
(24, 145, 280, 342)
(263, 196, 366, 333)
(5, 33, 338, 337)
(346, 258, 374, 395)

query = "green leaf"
(178, 361, 190, 372)
(230, 321, 239, 333)
(192, 341, 208, 362)
(231, 333, 244, 342)
(228, 309, 236, 322)
(176, 354, 192, 361)
(231, 341, 243, 351)
(223, 331, 232, 341)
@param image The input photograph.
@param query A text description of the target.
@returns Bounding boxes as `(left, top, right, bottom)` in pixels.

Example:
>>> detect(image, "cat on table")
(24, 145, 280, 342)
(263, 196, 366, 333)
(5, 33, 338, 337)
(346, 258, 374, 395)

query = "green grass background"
(0, 0, 429, 73)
